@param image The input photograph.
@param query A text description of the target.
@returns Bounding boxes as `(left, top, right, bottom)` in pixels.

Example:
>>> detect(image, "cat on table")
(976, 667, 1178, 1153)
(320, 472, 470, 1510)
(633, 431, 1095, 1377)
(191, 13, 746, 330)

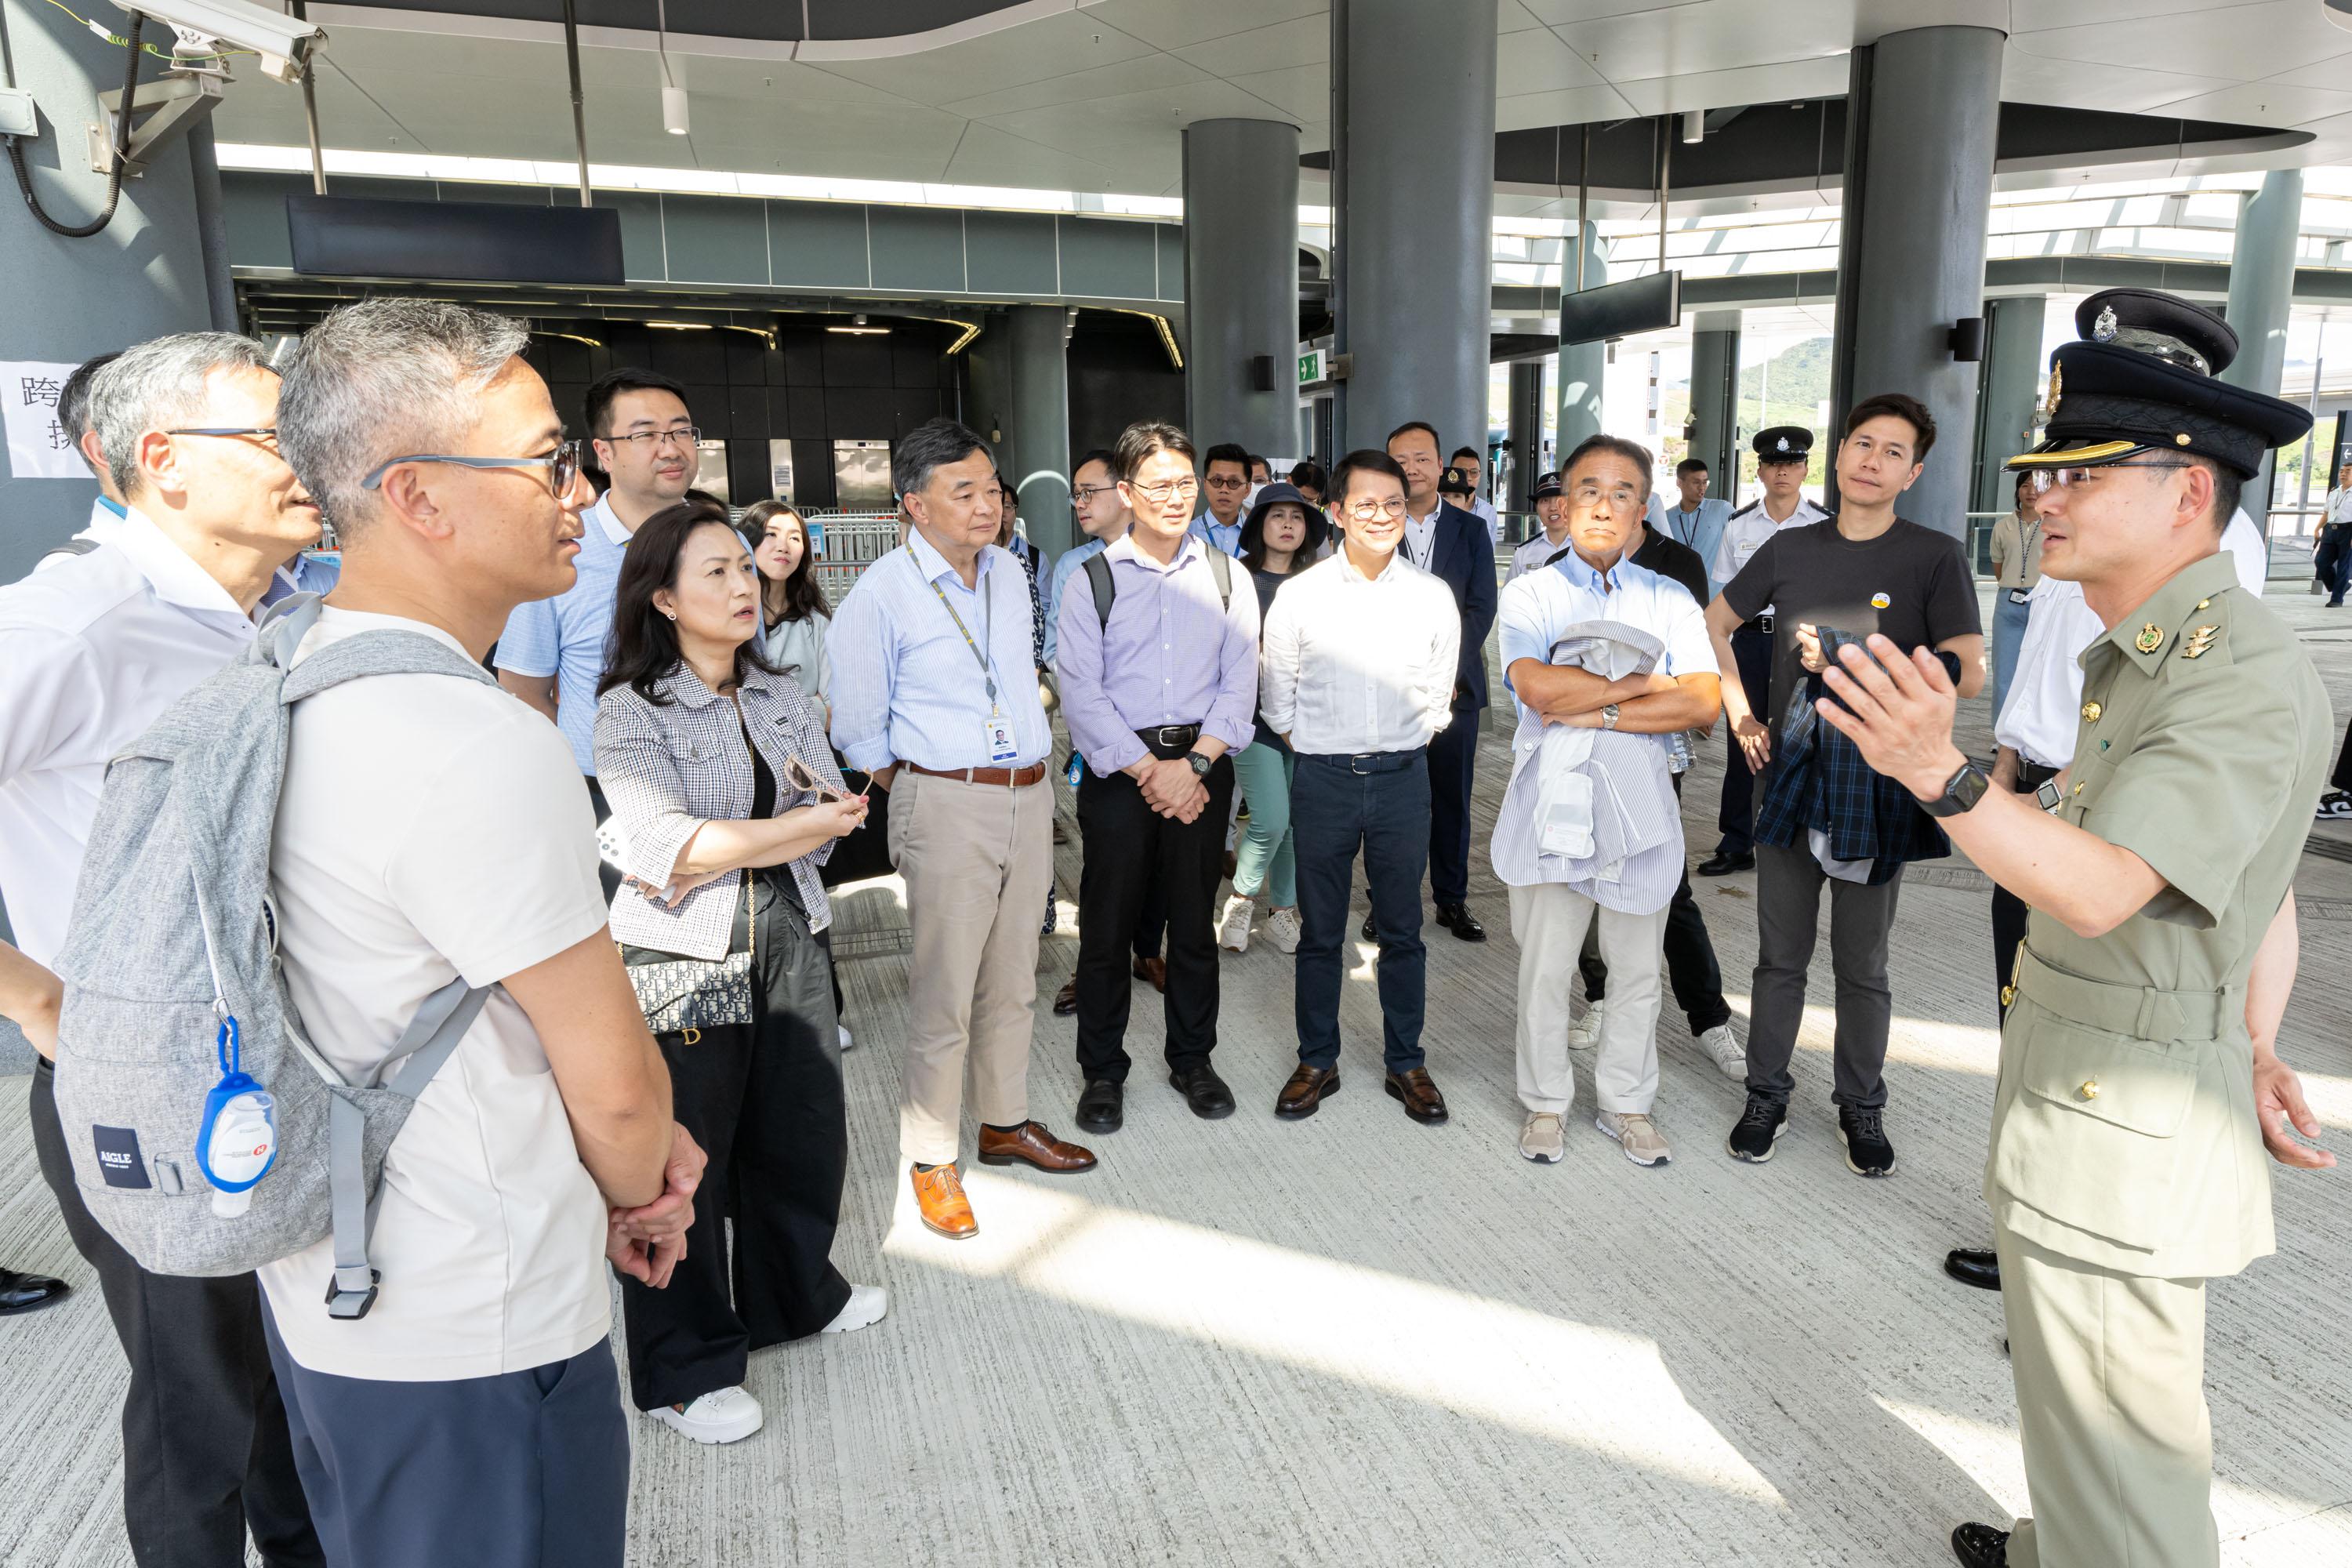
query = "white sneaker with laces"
(838, 1023, 855, 1051)
(1566, 998, 1606, 1051)
(1519, 1112, 1566, 1163)
(2316, 789, 2352, 822)
(651, 1385, 764, 1445)
(1596, 1110, 1671, 1167)
(821, 1282, 888, 1334)
(1697, 1023, 1746, 1080)
(1262, 907, 1302, 954)
(1217, 894, 1254, 953)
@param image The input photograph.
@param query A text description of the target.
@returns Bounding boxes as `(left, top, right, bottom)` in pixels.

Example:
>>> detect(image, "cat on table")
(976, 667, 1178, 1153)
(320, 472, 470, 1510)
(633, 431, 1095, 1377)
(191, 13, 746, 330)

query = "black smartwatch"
(1185, 751, 1213, 782)
(1920, 758, 1991, 818)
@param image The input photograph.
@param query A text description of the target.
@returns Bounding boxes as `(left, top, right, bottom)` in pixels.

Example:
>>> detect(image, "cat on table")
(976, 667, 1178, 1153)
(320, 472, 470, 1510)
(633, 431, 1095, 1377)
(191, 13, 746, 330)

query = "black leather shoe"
(0, 1267, 70, 1316)
(1169, 1065, 1235, 1120)
(1435, 902, 1486, 942)
(1075, 1079, 1123, 1134)
(1944, 1247, 2002, 1291)
(1052, 978, 1079, 1017)
(1360, 910, 1378, 942)
(1950, 1522, 2010, 1567)
(1696, 849, 1755, 877)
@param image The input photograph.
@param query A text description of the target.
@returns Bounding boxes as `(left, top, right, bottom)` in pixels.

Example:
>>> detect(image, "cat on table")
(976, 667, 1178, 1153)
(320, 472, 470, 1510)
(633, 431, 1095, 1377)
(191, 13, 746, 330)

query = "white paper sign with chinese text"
(2, 361, 86, 480)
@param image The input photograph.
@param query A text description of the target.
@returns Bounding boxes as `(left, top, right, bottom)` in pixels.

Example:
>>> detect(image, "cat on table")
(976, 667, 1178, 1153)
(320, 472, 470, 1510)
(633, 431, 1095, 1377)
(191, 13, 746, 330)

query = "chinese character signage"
(2, 361, 87, 481)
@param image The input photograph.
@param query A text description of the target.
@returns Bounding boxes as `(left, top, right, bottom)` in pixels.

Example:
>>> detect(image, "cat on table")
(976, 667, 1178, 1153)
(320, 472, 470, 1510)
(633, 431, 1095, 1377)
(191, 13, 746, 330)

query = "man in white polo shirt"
(267, 299, 697, 1568)
(1, 332, 332, 1567)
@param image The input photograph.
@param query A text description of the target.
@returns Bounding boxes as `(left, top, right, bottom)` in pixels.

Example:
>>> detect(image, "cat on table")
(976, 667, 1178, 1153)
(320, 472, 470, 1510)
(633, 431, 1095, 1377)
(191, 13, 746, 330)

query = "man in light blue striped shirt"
(827, 418, 1096, 1240)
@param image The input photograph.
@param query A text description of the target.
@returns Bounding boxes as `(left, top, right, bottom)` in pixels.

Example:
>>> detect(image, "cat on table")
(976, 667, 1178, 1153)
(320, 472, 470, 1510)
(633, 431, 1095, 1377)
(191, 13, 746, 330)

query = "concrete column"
(1505, 360, 1544, 516)
(1557, 222, 1606, 456)
(1334, 0, 1496, 457)
(1000, 306, 1076, 557)
(1687, 310, 1740, 499)
(1181, 118, 1301, 461)
(2223, 169, 2302, 535)
(1827, 26, 2004, 537)
(0, 2, 214, 579)
(1972, 294, 2046, 518)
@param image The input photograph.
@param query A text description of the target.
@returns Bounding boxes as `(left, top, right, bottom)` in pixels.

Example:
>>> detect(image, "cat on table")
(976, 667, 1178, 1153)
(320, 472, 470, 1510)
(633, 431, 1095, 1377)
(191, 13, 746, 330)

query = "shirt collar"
(1407, 499, 1442, 529)
(1336, 546, 1404, 584)
(109, 504, 250, 618)
(1107, 530, 1201, 574)
(1551, 546, 1630, 594)
(96, 495, 128, 520)
(590, 492, 633, 546)
(2092, 552, 2241, 676)
(906, 525, 994, 588)
(655, 653, 770, 710)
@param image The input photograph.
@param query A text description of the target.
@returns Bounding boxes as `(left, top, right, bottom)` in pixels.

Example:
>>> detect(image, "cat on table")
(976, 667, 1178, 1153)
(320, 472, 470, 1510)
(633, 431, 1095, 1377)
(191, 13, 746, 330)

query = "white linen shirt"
(1491, 551, 1717, 909)
(1995, 510, 2268, 770)
(0, 507, 289, 967)
(1258, 547, 1459, 756)
(1711, 495, 1831, 615)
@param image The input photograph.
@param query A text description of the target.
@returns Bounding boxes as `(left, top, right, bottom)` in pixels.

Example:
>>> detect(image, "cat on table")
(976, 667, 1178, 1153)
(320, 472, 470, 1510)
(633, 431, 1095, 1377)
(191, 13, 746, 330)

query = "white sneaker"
(838, 1023, 855, 1051)
(1566, 998, 1606, 1051)
(1596, 1110, 1671, 1167)
(1697, 1023, 1747, 1080)
(651, 1385, 764, 1445)
(1262, 907, 1303, 954)
(820, 1282, 888, 1334)
(1519, 1111, 1566, 1163)
(1217, 894, 1254, 953)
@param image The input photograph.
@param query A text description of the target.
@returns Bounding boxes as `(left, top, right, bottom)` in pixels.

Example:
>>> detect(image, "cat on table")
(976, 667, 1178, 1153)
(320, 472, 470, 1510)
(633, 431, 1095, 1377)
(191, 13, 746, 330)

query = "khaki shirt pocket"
(1991, 1011, 2202, 1251)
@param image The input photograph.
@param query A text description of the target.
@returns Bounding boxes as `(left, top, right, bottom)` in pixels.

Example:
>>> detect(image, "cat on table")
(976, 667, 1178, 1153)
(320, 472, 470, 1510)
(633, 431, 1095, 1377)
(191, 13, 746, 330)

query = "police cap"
(1752, 426, 1813, 464)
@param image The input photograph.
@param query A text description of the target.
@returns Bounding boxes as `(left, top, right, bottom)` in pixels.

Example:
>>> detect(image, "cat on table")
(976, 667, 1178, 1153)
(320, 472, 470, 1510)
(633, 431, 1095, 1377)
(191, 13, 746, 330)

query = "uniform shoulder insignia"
(2180, 623, 2220, 659)
(1728, 499, 1759, 518)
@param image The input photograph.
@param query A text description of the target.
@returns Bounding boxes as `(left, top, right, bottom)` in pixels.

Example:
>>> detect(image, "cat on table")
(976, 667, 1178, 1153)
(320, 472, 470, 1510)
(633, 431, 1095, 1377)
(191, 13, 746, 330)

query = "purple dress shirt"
(1054, 531, 1261, 775)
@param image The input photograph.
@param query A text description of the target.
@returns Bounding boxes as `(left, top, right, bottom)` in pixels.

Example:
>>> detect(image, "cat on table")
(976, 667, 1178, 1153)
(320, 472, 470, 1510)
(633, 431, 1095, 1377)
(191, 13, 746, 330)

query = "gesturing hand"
(1813, 634, 1965, 799)
(2253, 1052, 2336, 1171)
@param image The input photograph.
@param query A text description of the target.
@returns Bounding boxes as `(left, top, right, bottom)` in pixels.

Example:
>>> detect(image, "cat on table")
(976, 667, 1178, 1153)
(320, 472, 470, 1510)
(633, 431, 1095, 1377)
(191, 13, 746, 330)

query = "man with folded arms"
(1495, 436, 1721, 1167)
(1261, 450, 1461, 1123)
(829, 418, 1095, 1239)
(1058, 422, 1259, 1133)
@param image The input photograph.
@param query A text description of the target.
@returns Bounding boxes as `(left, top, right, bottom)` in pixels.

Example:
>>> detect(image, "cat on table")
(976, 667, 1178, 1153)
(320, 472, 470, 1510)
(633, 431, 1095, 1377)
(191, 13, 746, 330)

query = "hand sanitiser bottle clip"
(196, 1011, 277, 1218)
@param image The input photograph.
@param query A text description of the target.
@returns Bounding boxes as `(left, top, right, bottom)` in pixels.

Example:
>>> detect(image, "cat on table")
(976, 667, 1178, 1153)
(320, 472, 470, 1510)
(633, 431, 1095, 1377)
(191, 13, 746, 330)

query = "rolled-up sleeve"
(1202, 567, 1261, 753)
(826, 579, 898, 774)
(591, 691, 702, 889)
(1054, 568, 1145, 775)
(1258, 589, 1302, 739)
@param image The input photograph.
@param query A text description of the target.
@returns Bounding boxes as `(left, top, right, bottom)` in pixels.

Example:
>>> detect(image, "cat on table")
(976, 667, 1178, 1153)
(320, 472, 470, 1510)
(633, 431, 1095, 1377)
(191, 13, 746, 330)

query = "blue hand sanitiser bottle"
(196, 1013, 278, 1218)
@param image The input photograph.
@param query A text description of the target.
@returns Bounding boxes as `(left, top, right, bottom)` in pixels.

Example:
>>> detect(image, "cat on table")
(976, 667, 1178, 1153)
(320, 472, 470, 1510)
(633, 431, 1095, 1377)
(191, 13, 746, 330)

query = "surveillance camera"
(110, 1, 326, 85)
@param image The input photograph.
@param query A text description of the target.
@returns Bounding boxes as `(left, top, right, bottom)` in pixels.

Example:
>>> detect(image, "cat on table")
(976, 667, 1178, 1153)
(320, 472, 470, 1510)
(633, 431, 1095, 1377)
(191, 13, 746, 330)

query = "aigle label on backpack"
(92, 1123, 152, 1189)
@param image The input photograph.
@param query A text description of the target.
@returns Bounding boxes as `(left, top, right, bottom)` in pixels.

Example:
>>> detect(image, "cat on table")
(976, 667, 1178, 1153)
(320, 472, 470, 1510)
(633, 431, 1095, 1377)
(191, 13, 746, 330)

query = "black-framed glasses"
(165, 426, 279, 448)
(602, 424, 700, 452)
(1071, 482, 1118, 506)
(1203, 474, 1250, 491)
(360, 441, 582, 495)
(2027, 460, 2192, 495)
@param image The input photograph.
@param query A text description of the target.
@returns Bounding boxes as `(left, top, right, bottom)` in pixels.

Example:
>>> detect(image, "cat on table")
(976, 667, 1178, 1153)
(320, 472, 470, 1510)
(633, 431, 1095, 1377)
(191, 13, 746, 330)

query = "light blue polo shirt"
(494, 492, 632, 776)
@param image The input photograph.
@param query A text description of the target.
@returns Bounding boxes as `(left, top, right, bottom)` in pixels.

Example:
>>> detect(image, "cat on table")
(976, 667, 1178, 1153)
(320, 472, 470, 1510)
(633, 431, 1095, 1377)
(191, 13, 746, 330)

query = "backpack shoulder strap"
(1204, 543, 1232, 609)
(1084, 552, 1116, 630)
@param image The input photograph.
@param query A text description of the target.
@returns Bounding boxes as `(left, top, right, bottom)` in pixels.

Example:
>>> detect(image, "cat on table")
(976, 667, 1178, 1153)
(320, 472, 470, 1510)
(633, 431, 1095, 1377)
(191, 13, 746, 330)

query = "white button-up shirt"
(1403, 501, 1443, 571)
(0, 507, 286, 966)
(1507, 530, 1573, 583)
(1995, 510, 2269, 770)
(1711, 495, 1831, 616)
(1491, 550, 1716, 910)
(1259, 546, 1459, 756)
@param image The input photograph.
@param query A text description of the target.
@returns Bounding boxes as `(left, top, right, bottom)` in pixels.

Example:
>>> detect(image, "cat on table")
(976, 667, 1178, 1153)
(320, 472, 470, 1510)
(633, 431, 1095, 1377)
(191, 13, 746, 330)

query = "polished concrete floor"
(2, 586, 2350, 1566)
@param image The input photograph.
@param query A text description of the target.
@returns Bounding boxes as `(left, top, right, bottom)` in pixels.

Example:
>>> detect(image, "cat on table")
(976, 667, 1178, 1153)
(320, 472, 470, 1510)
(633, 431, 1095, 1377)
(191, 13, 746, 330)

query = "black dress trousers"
(619, 871, 851, 1412)
(1073, 751, 1234, 1082)
(1714, 626, 1774, 856)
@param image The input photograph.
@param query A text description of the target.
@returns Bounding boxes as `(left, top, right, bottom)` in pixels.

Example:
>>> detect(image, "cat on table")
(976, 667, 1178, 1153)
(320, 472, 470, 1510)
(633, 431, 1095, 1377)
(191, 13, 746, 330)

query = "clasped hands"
(606, 1122, 709, 1290)
(1132, 755, 1208, 822)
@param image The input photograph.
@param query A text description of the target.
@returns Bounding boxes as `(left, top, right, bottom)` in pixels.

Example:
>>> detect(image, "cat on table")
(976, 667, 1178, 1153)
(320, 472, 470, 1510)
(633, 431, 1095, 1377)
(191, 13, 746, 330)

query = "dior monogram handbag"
(621, 880, 755, 1038)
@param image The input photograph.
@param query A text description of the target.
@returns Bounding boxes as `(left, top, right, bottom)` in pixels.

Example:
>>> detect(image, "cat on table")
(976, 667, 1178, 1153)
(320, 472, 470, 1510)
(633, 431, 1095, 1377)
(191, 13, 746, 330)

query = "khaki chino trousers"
(887, 770, 1055, 1165)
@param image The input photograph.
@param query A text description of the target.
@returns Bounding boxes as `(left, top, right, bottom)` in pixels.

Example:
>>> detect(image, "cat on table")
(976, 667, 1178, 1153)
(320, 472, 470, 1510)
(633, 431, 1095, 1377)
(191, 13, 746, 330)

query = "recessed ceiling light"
(645, 320, 712, 330)
(827, 325, 890, 336)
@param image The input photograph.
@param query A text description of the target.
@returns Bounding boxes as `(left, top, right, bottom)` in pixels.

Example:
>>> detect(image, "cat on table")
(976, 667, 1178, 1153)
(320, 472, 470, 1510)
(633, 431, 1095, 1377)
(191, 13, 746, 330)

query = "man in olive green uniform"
(1798, 289, 2337, 1568)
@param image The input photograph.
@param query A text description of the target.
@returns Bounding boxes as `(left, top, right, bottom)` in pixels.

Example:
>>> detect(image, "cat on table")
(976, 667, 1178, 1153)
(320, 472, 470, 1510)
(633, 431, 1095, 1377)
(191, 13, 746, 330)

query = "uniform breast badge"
(2181, 624, 2219, 659)
(2135, 623, 2165, 654)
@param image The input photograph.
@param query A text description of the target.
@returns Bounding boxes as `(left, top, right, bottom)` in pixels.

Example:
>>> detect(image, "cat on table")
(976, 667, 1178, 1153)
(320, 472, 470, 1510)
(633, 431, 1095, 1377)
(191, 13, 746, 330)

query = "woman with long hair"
(1217, 482, 1328, 956)
(593, 499, 880, 1448)
(743, 499, 830, 723)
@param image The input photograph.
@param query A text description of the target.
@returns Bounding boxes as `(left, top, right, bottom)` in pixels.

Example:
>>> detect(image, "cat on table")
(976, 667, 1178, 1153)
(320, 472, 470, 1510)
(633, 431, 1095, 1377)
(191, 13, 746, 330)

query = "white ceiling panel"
(1494, 83, 1642, 134)
(2142, 82, 2352, 128)
(941, 121, 1123, 190)
(2246, 50, 2352, 93)
(1497, 0, 1555, 35)
(938, 55, 1216, 120)
(1170, 13, 1329, 78)
(1610, 56, 1853, 117)
(2009, 0, 2275, 30)
(1080, 0, 1328, 54)
(1495, 24, 1612, 99)
(2012, 0, 2351, 78)
(1512, 0, 1711, 26)
(1225, 64, 1330, 125)
(813, 9, 1156, 100)
(1997, 51, 2236, 115)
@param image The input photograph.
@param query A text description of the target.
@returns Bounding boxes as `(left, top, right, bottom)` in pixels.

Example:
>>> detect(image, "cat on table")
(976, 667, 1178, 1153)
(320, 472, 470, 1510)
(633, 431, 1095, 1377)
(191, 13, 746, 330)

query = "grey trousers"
(1744, 842, 1902, 1110)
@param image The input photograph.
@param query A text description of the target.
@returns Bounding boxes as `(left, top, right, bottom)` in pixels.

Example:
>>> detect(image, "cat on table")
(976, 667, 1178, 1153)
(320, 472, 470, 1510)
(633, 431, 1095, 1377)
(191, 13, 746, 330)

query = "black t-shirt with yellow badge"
(1722, 517, 1983, 739)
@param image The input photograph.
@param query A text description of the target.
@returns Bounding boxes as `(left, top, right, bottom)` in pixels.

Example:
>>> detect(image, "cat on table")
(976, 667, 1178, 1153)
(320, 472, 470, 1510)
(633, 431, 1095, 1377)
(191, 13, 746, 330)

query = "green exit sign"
(1298, 348, 1327, 387)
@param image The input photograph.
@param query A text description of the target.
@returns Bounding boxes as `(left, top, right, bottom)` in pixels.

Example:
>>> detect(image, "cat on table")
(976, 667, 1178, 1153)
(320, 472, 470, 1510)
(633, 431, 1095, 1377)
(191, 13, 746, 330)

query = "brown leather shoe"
(976, 1120, 1097, 1173)
(910, 1163, 978, 1239)
(1052, 978, 1079, 1016)
(1385, 1068, 1449, 1124)
(1275, 1063, 1341, 1119)
(1131, 955, 1168, 993)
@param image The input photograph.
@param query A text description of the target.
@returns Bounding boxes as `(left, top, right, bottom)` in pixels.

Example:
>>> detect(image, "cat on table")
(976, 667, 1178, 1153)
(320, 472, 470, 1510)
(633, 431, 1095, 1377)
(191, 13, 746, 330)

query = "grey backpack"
(52, 593, 493, 1320)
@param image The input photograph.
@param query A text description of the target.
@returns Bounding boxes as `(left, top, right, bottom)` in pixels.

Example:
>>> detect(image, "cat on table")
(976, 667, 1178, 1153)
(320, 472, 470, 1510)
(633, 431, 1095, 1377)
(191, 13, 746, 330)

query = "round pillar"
(1004, 305, 1074, 557)
(1557, 222, 1606, 458)
(1181, 118, 1301, 462)
(2223, 169, 2303, 535)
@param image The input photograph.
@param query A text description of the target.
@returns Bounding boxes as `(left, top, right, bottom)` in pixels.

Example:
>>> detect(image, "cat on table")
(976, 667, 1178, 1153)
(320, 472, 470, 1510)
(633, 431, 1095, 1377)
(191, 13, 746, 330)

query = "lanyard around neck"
(915, 545, 999, 709)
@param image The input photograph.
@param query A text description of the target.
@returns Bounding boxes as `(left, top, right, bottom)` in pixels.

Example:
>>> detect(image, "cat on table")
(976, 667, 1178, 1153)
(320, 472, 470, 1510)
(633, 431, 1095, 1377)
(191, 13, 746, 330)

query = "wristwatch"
(1601, 703, 1621, 731)
(1920, 758, 1991, 818)
(1185, 751, 1213, 782)
(2034, 777, 2067, 815)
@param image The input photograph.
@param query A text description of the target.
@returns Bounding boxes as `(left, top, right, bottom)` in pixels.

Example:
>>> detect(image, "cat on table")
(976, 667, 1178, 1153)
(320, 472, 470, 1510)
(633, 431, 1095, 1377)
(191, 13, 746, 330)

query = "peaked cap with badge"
(2007, 287, 2313, 477)
(1752, 425, 1813, 465)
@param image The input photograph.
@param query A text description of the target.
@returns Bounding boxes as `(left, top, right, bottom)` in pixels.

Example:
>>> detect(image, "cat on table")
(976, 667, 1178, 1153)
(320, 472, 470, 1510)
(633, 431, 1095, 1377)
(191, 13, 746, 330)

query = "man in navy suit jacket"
(1384, 422, 1499, 942)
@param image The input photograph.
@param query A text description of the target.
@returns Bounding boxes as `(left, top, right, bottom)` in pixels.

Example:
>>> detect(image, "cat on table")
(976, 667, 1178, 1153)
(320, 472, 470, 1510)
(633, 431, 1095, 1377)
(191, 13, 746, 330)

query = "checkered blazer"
(593, 656, 848, 960)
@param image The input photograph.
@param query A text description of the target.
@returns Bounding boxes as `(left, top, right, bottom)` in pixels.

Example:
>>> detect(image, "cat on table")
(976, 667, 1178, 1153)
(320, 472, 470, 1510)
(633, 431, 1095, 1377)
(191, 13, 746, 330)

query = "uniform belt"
(2016, 944, 2238, 1043)
(1135, 722, 1202, 759)
(904, 761, 1047, 787)
(1739, 614, 1773, 636)
(2014, 760, 2060, 791)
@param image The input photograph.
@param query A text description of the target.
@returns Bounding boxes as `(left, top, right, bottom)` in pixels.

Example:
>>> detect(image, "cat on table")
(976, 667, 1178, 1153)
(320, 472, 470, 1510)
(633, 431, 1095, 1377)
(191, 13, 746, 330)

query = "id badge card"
(985, 714, 1019, 764)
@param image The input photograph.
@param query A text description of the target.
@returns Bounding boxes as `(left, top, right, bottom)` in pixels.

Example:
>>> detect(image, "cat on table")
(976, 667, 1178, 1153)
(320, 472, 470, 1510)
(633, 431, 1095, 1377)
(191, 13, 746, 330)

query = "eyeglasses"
(1203, 474, 1250, 491)
(783, 754, 848, 803)
(603, 425, 701, 452)
(2026, 460, 2192, 495)
(1129, 477, 1200, 504)
(165, 426, 279, 449)
(360, 441, 583, 495)
(1570, 484, 1642, 507)
(1344, 498, 1408, 521)
(1071, 483, 1118, 506)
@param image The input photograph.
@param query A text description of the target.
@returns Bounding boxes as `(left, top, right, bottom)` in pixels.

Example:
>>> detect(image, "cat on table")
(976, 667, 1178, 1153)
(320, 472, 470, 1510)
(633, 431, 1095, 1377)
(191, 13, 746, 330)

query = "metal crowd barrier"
(804, 512, 906, 608)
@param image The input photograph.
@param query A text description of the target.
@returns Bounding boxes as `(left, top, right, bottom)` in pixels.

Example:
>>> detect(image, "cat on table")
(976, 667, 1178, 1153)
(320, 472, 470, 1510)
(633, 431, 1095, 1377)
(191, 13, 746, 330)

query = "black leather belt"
(1740, 614, 1774, 636)
(1135, 723, 1202, 759)
(2015, 760, 2060, 791)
